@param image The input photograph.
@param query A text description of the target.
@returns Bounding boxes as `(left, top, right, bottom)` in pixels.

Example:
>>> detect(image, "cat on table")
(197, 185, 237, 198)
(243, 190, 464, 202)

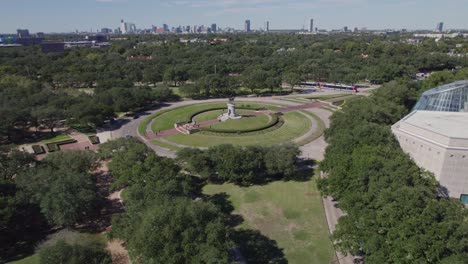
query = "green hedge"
(45, 139, 77, 152)
(89, 135, 100, 144)
(32, 145, 45, 155)
(200, 114, 280, 134)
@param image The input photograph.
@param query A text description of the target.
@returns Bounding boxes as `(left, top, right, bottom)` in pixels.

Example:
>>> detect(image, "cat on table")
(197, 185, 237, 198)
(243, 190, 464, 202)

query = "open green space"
(41, 133, 72, 143)
(7, 255, 39, 264)
(150, 102, 280, 133)
(295, 111, 326, 145)
(150, 139, 181, 150)
(6, 231, 106, 264)
(210, 113, 270, 131)
(203, 172, 335, 264)
(193, 109, 255, 123)
(164, 112, 311, 147)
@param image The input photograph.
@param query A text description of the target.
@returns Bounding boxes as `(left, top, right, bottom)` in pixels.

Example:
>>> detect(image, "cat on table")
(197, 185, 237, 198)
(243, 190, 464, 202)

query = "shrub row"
(32, 145, 45, 155)
(45, 139, 77, 152)
(200, 114, 281, 134)
(88, 135, 100, 144)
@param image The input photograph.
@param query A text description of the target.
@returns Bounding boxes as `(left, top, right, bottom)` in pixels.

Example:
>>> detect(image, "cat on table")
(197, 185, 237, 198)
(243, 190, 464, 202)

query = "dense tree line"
(176, 143, 300, 185)
(103, 138, 232, 263)
(1, 34, 466, 142)
(0, 149, 104, 261)
(0, 74, 176, 143)
(38, 236, 112, 264)
(317, 81, 468, 263)
(102, 138, 290, 263)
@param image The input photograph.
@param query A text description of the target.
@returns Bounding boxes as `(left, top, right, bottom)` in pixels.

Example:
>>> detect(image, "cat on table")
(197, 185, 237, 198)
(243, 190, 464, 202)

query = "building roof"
(413, 80, 468, 112)
(402, 110, 468, 139)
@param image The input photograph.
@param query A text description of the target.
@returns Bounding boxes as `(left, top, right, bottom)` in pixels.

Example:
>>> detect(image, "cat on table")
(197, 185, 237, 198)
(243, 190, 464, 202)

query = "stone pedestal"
(218, 103, 242, 122)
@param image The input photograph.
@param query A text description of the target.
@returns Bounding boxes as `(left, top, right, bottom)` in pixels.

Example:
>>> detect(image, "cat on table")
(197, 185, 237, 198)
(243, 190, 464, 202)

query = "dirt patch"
(305, 192, 319, 197)
(106, 239, 131, 264)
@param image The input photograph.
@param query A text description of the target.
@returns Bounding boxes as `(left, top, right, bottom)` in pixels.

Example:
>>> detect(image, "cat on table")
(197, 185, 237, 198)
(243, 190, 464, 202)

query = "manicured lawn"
(203, 172, 335, 264)
(296, 111, 325, 145)
(150, 102, 280, 133)
(210, 113, 270, 131)
(6, 232, 106, 264)
(41, 133, 72, 143)
(165, 112, 311, 147)
(150, 139, 181, 150)
(193, 109, 255, 123)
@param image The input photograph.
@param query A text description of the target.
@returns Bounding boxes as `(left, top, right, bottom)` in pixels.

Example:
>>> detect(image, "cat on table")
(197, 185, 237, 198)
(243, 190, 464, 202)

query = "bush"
(32, 145, 45, 154)
(88, 135, 100, 144)
(39, 239, 112, 264)
(45, 139, 77, 152)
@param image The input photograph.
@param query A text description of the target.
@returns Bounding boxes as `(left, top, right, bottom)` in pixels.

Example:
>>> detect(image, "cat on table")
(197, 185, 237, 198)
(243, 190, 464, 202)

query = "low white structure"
(392, 111, 468, 199)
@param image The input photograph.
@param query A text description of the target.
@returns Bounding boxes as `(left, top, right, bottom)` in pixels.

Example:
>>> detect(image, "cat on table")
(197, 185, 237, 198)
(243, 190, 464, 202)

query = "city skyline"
(1, 0, 468, 33)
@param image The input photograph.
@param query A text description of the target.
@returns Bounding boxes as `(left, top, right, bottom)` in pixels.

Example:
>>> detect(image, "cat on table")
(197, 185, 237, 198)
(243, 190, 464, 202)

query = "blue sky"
(1, 0, 467, 33)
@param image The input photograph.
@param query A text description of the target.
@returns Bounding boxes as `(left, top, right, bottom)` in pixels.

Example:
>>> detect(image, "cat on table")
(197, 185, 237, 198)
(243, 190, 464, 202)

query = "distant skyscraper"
(17, 29, 30, 38)
(211, 23, 217, 33)
(101, 28, 112, 34)
(120, 20, 136, 34)
(245, 20, 251, 32)
(309, 19, 314, 32)
(343, 26, 348, 32)
(163, 24, 169, 32)
(436, 22, 444, 32)
(266, 21, 270, 32)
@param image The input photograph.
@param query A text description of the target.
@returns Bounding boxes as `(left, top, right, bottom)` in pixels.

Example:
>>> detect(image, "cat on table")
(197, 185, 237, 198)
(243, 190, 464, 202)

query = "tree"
(16, 151, 100, 227)
(282, 71, 302, 92)
(39, 239, 112, 264)
(112, 197, 231, 264)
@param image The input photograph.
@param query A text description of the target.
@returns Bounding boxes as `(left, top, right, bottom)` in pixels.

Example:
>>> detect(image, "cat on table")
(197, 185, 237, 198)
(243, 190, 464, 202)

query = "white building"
(391, 81, 468, 203)
(120, 19, 137, 34)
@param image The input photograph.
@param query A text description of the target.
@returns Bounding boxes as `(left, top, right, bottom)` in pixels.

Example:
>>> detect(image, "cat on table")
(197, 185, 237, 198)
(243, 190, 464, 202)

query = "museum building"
(391, 80, 468, 203)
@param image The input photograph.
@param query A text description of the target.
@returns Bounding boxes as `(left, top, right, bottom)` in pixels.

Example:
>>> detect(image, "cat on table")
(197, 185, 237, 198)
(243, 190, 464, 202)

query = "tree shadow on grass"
(231, 229, 288, 264)
(0, 203, 50, 262)
(207, 193, 244, 227)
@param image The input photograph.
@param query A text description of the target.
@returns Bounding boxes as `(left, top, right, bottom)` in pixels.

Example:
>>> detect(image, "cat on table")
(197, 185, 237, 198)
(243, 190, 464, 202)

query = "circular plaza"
(139, 100, 326, 149)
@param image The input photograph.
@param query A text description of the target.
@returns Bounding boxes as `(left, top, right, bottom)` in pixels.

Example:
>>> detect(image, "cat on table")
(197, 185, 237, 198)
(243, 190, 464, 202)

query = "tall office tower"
(245, 20, 251, 32)
(163, 24, 169, 32)
(120, 19, 126, 34)
(211, 23, 217, 33)
(17, 29, 30, 38)
(343, 26, 348, 32)
(436, 22, 444, 32)
(309, 19, 314, 32)
(266, 21, 270, 32)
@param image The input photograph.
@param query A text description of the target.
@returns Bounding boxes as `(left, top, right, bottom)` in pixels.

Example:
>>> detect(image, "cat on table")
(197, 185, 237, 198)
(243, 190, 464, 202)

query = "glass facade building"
(413, 80, 468, 112)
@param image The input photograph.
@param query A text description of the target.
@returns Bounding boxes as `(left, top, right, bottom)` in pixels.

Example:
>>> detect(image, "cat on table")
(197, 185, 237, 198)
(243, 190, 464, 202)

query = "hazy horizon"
(1, 0, 467, 33)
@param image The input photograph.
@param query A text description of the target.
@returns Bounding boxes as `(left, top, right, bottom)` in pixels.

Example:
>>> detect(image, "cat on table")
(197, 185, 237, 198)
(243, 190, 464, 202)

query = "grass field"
(150, 102, 279, 133)
(203, 171, 335, 264)
(6, 231, 106, 264)
(194, 109, 255, 123)
(41, 133, 72, 143)
(165, 112, 311, 147)
(210, 113, 270, 131)
(7, 255, 39, 264)
(150, 139, 181, 150)
(295, 111, 325, 145)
